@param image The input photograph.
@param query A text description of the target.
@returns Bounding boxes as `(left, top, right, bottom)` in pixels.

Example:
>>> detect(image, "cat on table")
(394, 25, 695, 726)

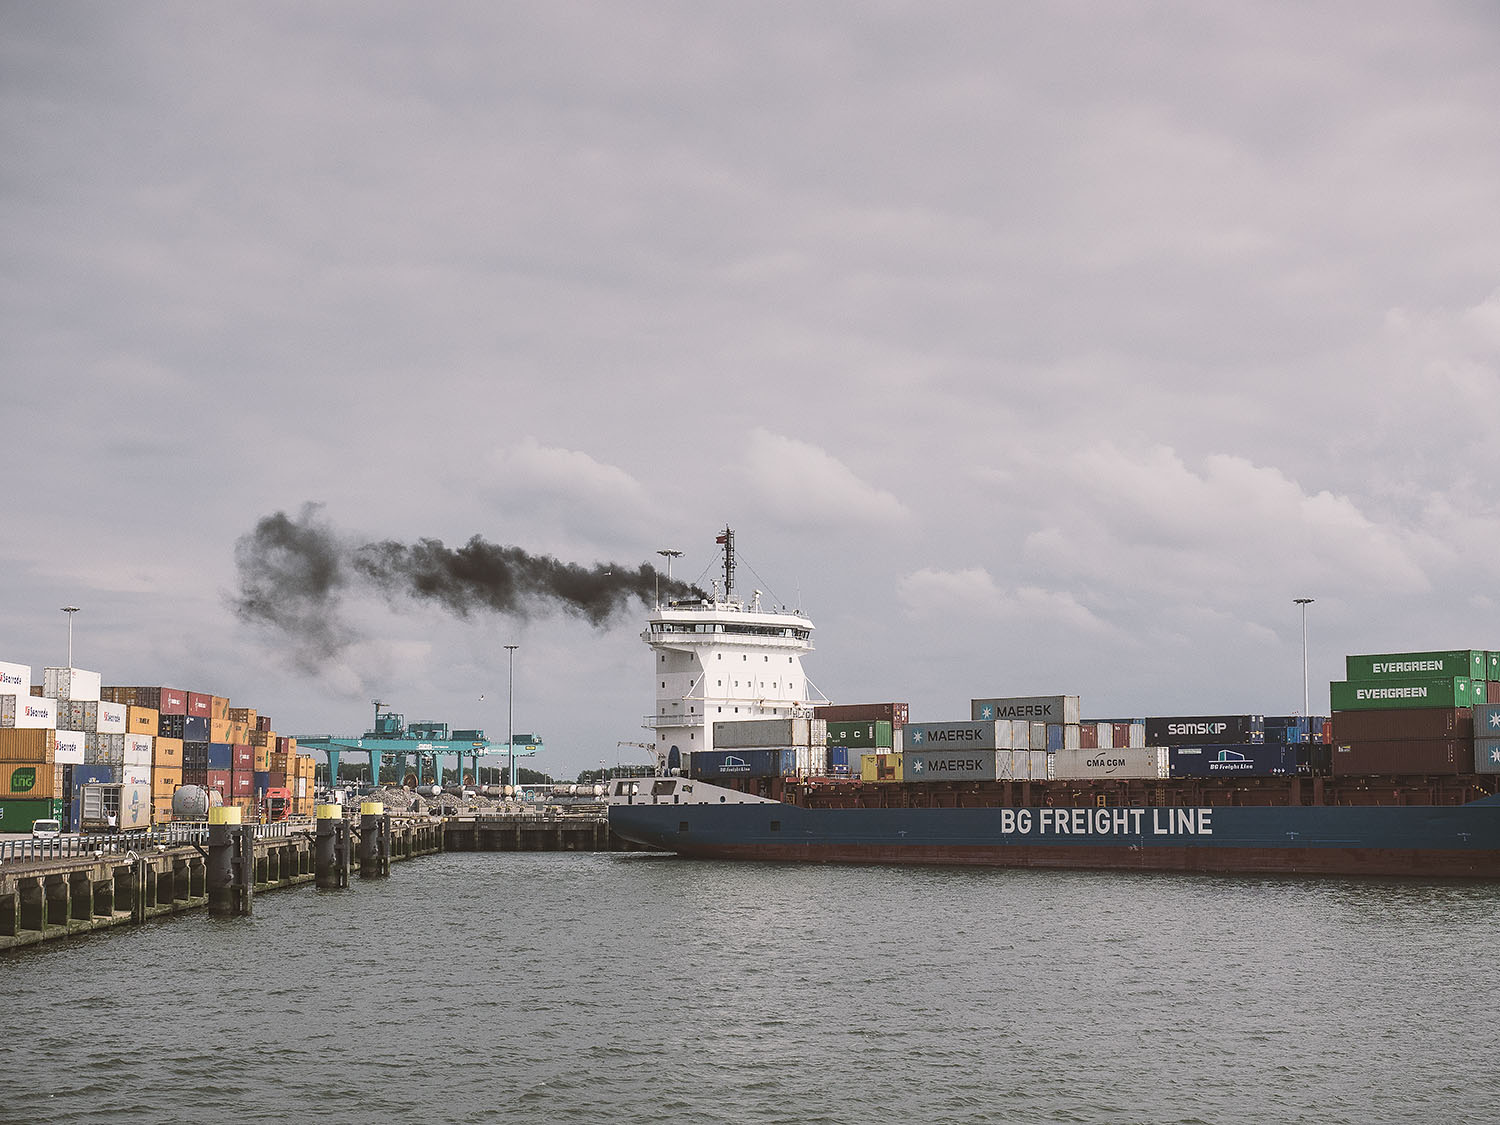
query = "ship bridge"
(642, 529, 820, 774)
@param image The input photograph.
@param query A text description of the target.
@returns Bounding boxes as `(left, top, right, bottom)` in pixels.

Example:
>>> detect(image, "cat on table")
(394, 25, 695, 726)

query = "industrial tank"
(171, 784, 224, 821)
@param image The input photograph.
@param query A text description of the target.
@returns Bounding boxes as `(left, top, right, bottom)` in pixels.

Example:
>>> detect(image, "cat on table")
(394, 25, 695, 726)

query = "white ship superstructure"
(642, 529, 816, 774)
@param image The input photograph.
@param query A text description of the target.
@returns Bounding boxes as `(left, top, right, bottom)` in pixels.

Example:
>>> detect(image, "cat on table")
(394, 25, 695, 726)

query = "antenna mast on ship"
(716, 526, 734, 602)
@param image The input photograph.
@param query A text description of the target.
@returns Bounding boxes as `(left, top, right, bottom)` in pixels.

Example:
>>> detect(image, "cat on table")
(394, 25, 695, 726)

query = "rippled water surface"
(5, 853, 1499, 1124)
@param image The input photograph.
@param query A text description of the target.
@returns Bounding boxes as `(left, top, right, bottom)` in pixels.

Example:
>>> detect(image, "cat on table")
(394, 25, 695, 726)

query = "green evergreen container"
(0, 796, 63, 832)
(1329, 677, 1473, 711)
(1488, 652, 1500, 681)
(1344, 650, 1485, 681)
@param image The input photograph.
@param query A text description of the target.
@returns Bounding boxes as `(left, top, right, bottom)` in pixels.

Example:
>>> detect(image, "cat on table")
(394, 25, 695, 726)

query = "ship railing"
(642, 714, 705, 730)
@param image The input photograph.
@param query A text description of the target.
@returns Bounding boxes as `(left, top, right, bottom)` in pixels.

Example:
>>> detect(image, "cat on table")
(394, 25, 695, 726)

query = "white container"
(0, 662, 31, 696)
(98, 701, 127, 734)
(1051, 746, 1169, 781)
(1128, 723, 1146, 748)
(54, 729, 87, 764)
(1, 695, 57, 729)
(119, 763, 153, 787)
(714, 717, 822, 748)
(1093, 722, 1114, 749)
(1029, 721, 1046, 749)
(125, 733, 154, 758)
(44, 667, 102, 703)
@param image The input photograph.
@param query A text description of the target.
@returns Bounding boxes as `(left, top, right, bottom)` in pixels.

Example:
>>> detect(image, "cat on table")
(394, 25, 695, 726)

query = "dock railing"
(0, 817, 307, 866)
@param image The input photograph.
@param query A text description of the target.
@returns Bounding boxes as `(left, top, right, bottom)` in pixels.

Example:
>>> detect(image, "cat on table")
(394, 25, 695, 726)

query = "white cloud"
(898, 566, 1111, 635)
(743, 429, 909, 528)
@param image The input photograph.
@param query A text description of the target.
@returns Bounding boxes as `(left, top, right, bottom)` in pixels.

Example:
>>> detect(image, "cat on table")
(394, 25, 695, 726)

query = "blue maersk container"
(690, 749, 797, 779)
(1168, 744, 1298, 778)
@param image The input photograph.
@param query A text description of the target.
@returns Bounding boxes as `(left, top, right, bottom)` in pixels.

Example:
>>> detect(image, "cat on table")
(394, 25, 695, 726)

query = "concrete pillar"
(19, 880, 43, 931)
(358, 802, 390, 878)
(0, 892, 16, 937)
(45, 875, 68, 928)
(93, 877, 113, 917)
(69, 872, 93, 922)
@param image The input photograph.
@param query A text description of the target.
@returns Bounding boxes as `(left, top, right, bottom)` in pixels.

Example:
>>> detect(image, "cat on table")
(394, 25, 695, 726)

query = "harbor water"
(4, 852, 1498, 1124)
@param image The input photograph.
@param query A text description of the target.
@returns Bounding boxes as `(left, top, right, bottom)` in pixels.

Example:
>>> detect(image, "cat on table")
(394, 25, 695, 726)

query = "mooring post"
(207, 806, 250, 917)
(315, 804, 349, 889)
(358, 802, 388, 878)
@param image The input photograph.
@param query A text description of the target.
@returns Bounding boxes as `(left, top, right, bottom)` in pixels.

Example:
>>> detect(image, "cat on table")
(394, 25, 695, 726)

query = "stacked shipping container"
(1332, 650, 1487, 775)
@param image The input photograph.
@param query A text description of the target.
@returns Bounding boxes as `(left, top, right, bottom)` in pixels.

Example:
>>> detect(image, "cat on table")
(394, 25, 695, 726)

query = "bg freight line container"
(1168, 744, 1298, 777)
(1329, 678, 1478, 711)
(1345, 650, 1486, 682)
(690, 749, 799, 779)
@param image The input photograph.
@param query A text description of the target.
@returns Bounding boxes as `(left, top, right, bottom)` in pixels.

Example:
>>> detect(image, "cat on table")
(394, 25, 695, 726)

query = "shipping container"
(253, 746, 270, 771)
(228, 707, 257, 725)
(1474, 738, 1500, 774)
(124, 734, 153, 759)
(253, 770, 272, 793)
(712, 718, 825, 748)
(1331, 708, 1473, 742)
(1329, 678, 1474, 712)
(159, 688, 187, 716)
(814, 702, 908, 728)
(823, 720, 895, 749)
(901, 721, 1018, 752)
(1345, 650, 1485, 682)
(904, 749, 1000, 782)
(1051, 746, 1169, 781)
(210, 697, 229, 720)
(1046, 724, 1082, 751)
(209, 718, 232, 743)
(1028, 721, 1046, 749)
(998, 750, 1030, 780)
(1, 695, 57, 729)
(2, 761, 64, 799)
(0, 797, 64, 833)
(970, 696, 1081, 725)
(1168, 744, 1299, 777)
(119, 783, 151, 830)
(688, 749, 798, 779)
(183, 715, 210, 742)
(158, 713, 186, 739)
(1144, 715, 1265, 745)
(152, 768, 182, 799)
(826, 746, 851, 774)
(54, 729, 86, 764)
(860, 753, 903, 782)
(1332, 740, 1475, 776)
(153, 737, 183, 766)
(118, 761, 153, 788)
(43, 667, 102, 703)
(206, 743, 233, 770)
(231, 744, 254, 771)
(256, 715, 272, 732)
(186, 692, 212, 718)
(126, 706, 159, 735)
(0, 728, 54, 762)
(0, 661, 31, 696)
(205, 769, 232, 795)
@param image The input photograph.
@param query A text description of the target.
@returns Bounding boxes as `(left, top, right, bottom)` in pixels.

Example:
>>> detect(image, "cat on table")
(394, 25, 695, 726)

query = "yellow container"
(210, 696, 230, 720)
(3, 761, 63, 799)
(152, 768, 183, 800)
(210, 718, 232, 742)
(127, 705, 160, 735)
(0, 729, 54, 763)
(153, 737, 183, 766)
(253, 746, 271, 771)
(228, 707, 257, 726)
(152, 798, 173, 824)
(860, 753, 904, 782)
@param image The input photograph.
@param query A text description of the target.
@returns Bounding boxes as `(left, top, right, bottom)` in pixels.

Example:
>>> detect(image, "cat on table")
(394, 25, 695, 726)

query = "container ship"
(607, 531, 1500, 877)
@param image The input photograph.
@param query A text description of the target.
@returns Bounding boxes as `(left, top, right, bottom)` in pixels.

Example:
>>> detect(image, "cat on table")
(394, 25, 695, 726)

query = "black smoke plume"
(232, 504, 705, 665)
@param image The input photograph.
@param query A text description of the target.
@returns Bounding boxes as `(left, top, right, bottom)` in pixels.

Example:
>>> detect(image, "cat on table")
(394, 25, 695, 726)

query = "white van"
(31, 818, 61, 840)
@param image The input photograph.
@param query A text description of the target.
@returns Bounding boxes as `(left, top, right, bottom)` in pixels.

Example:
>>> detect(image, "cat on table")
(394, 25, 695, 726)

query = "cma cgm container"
(689, 749, 798, 779)
(904, 749, 1001, 782)
(1345, 650, 1485, 682)
(971, 696, 1081, 725)
(1144, 715, 1265, 745)
(1329, 678, 1476, 711)
(1052, 747, 1168, 780)
(1168, 744, 1298, 777)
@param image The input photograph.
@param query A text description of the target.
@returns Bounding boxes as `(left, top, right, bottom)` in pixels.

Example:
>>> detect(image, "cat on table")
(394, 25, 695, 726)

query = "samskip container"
(1144, 715, 1265, 745)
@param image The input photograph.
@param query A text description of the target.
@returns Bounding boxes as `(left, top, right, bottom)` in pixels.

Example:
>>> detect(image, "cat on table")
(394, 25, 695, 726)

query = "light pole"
(656, 548, 682, 606)
(60, 606, 80, 667)
(505, 644, 519, 791)
(1294, 598, 1314, 716)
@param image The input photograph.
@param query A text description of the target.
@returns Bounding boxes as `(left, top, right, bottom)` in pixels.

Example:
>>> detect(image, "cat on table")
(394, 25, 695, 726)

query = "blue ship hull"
(609, 795, 1500, 877)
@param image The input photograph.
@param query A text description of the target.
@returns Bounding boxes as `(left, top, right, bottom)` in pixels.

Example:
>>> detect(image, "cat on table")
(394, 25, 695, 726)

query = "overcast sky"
(5, 3, 1500, 777)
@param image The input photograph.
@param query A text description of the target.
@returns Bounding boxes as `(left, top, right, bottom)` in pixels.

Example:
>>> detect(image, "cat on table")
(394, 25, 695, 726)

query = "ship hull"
(609, 799, 1500, 877)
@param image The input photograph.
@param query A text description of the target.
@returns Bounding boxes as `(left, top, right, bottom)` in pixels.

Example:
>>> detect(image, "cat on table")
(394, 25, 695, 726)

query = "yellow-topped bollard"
(208, 806, 242, 826)
(316, 804, 343, 820)
(360, 802, 384, 817)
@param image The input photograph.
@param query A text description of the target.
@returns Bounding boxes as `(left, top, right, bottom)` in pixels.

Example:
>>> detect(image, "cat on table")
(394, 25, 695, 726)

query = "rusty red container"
(230, 770, 253, 796)
(232, 744, 254, 770)
(187, 692, 213, 718)
(1331, 739, 1475, 776)
(159, 688, 187, 716)
(276, 736, 292, 753)
(813, 702, 909, 729)
(1331, 709, 1474, 743)
(256, 715, 272, 732)
(1078, 724, 1098, 749)
(268, 770, 287, 788)
(205, 768, 232, 794)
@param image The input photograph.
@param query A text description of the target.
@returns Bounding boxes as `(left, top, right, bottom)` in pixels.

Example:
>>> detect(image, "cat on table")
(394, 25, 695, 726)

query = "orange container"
(152, 767, 183, 800)
(154, 737, 183, 766)
(0, 729, 54, 762)
(127, 705, 160, 735)
(210, 718, 232, 742)
(210, 697, 230, 720)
